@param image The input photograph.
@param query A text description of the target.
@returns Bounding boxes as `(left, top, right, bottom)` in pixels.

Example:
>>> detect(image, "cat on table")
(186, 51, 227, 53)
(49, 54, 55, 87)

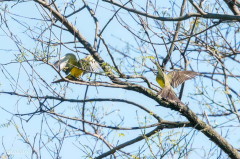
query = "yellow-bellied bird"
(54, 53, 100, 80)
(155, 63, 199, 103)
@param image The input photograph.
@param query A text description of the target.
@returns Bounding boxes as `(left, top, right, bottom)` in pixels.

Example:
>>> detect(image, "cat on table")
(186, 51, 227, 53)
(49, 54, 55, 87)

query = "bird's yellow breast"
(156, 76, 165, 88)
(70, 67, 84, 78)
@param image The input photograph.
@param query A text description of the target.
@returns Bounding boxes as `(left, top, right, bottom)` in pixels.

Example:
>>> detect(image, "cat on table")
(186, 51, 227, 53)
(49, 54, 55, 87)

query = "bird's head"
(149, 58, 165, 75)
(155, 62, 165, 77)
(65, 53, 77, 61)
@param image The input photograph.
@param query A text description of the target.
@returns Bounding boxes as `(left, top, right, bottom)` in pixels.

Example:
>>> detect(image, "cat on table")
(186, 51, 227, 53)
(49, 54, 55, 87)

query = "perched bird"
(155, 62, 199, 104)
(53, 53, 99, 81)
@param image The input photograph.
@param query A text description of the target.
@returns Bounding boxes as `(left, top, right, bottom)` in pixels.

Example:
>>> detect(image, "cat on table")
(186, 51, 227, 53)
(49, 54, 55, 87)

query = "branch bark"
(103, 0, 240, 21)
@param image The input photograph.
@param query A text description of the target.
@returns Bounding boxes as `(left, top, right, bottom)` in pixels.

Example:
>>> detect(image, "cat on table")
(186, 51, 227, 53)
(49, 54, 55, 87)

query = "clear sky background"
(0, 0, 240, 159)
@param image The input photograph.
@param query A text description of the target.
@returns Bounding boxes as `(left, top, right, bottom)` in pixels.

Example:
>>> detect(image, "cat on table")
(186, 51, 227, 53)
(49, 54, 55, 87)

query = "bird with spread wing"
(154, 61, 199, 104)
(53, 53, 100, 82)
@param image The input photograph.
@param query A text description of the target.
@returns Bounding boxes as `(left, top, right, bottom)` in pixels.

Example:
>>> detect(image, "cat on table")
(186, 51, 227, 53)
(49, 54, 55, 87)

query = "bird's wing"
(79, 55, 100, 73)
(54, 56, 68, 70)
(54, 55, 76, 75)
(54, 57, 71, 75)
(167, 71, 199, 88)
(78, 58, 91, 72)
(89, 59, 101, 72)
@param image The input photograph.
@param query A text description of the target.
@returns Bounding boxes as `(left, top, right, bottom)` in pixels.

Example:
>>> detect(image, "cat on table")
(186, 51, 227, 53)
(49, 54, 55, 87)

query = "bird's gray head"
(64, 53, 77, 60)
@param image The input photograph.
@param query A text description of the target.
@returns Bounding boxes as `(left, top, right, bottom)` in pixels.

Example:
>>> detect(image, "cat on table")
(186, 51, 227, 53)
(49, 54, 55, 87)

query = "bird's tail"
(52, 75, 81, 83)
(52, 78, 66, 83)
(159, 86, 183, 104)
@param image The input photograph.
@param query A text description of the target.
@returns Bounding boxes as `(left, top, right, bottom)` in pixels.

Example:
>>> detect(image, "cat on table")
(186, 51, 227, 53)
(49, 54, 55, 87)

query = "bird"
(155, 62, 199, 104)
(53, 53, 100, 82)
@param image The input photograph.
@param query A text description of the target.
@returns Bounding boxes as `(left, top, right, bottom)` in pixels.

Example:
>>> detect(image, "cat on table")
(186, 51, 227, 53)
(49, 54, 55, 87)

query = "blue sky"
(0, 0, 239, 158)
